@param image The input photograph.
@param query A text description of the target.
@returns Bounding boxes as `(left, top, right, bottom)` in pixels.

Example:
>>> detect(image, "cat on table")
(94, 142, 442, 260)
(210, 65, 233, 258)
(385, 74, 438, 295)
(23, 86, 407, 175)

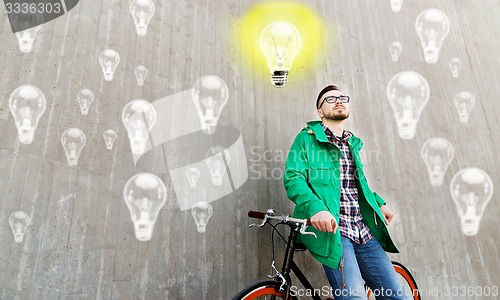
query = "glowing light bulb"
(9, 211, 30, 243)
(99, 49, 120, 81)
(129, 0, 156, 36)
(260, 21, 302, 87)
(186, 167, 201, 188)
(450, 168, 493, 236)
(415, 9, 450, 64)
(103, 129, 118, 150)
(421, 137, 454, 186)
(15, 25, 41, 53)
(191, 201, 213, 233)
(449, 57, 463, 78)
(8, 84, 47, 144)
(453, 91, 475, 123)
(123, 173, 167, 241)
(76, 89, 95, 115)
(122, 100, 156, 155)
(389, 0, 403, 12)
(134, 65, 149, 86)
(191, 75, 228, 134)
(386, 71, 430, 139)
(389, 41, 403, 62)
(61, 128, 87, 167)
(205, 146, 231, 186)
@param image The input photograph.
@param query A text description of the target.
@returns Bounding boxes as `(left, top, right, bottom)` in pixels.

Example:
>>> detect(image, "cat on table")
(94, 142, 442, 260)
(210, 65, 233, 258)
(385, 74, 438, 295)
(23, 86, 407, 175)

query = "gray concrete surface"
(1, 0, 499, 299)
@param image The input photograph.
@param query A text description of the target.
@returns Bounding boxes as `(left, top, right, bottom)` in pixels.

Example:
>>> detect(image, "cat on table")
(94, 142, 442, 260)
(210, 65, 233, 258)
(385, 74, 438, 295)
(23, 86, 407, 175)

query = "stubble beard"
(324, 110, 350, 121)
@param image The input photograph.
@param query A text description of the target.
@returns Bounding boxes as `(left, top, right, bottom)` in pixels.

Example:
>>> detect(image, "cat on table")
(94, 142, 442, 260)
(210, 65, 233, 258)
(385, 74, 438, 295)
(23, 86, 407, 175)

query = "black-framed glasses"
(318, 95, 350, 108)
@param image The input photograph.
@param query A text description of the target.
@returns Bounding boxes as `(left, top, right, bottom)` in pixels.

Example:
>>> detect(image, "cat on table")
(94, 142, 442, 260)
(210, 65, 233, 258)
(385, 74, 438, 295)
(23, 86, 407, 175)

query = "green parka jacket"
(283, 121, 399, 269)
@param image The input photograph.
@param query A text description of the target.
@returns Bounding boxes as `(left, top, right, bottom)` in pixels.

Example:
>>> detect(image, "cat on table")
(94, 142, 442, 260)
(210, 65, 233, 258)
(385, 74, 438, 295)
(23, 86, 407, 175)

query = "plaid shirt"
(322, 124, 373, 244)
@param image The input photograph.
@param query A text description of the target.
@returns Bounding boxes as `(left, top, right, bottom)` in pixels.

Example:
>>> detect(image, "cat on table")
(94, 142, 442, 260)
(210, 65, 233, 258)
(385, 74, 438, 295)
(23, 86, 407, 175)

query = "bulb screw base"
(270, 70, 289, 88)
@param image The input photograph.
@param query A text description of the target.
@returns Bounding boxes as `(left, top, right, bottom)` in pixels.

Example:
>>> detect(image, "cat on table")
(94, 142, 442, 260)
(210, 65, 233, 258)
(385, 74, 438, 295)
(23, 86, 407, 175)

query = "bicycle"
(232, 209, 420, 300)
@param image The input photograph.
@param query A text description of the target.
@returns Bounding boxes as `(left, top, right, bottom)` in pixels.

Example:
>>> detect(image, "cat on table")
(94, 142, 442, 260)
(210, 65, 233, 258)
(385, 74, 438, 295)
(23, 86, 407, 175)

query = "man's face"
(317, 90, 350, 120)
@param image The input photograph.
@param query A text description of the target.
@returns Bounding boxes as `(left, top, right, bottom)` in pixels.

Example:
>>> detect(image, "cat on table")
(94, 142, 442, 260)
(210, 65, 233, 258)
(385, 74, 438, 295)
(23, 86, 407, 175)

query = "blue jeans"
(323, 236, 406, 299)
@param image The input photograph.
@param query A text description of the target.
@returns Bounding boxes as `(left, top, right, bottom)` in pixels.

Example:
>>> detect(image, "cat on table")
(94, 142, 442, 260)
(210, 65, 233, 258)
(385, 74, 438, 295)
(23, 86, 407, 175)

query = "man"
(283, 85, 405, 299)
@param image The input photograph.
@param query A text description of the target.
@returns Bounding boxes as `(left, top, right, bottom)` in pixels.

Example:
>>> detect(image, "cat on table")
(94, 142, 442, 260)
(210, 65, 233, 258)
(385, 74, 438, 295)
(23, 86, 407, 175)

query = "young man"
(283, 85, 405, 299)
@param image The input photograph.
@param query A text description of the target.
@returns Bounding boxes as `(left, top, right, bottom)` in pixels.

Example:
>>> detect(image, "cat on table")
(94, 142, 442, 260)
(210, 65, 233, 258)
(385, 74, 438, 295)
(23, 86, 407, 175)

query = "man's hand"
(310, 211, 338, 233)
(380, 205, 394, 225)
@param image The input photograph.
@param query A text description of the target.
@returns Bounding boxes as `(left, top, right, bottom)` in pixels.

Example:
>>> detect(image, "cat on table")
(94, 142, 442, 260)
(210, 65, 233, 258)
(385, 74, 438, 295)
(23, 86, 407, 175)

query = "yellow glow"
(232, 2, 330, 78)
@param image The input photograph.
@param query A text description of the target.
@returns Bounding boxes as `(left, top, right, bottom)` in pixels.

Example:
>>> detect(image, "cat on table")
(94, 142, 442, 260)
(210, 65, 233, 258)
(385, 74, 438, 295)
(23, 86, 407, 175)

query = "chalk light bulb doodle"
(103, 129, 118, 150)
(9, 211, 30, 243)
(449, 57, 463, 78)
(389, 0, 403, 12)
(415, 9, 450, 64)
(99, 49, 121, 81)
(9, 84, 47, 144)
(450, 168, 493, 236)
(191, 75, 229, 134)
(122, 100, 156, 155)
(76, 89, 95, 115)
(186, 167, 201, 188)
(61, 128, 87, 167)
(421, 137, 454, 187)
(260, 21, 302, 87)
(454, 91, 475, 123)
(15, 25, 41, 53)
(205, 146, 231, 186)
(134, 65, 149, 86)
(123, 173, 167, 241)
(191, 201, 213, 233)
(389, 41, 403, 62)
(386, 71, 430, 139)
(129, 0, 156, 36)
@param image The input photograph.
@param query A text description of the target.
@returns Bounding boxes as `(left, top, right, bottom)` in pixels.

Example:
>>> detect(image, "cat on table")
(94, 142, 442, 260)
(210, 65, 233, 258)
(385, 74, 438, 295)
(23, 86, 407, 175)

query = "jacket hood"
(305, 120, 362, 147)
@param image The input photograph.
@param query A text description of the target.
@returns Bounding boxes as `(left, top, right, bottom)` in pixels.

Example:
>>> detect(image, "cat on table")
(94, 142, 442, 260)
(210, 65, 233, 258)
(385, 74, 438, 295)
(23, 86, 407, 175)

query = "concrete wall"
(0, 0, 499, 299)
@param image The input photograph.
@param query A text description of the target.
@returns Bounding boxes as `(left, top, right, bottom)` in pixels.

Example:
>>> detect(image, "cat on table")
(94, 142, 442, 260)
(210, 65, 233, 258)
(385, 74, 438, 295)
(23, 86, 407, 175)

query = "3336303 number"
(5, 2, 62, 14)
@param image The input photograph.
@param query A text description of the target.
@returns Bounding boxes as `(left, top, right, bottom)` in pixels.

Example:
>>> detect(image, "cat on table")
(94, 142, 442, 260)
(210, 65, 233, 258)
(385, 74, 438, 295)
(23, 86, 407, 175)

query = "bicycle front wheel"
(232, 280, 294, 300)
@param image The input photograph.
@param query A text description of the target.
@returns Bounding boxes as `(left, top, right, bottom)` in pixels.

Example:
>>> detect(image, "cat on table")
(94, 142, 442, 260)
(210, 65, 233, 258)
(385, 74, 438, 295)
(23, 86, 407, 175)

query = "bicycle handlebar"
(248, 209, 317, 237)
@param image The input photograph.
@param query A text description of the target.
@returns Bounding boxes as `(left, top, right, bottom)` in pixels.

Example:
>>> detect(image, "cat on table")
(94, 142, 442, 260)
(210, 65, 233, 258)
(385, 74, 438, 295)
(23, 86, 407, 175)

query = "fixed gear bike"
(232, 209, 420, 300)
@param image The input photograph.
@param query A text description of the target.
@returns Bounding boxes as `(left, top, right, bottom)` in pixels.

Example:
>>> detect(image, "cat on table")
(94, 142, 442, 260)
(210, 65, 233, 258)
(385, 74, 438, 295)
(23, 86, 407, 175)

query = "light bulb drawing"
(389, 0, 403, 12)
(260, 21, 302, 87)
(415, 9, 450, 64)
(186, 167, 201, 188)
(103, 129, 118, 150)
(123, 173, 167, 241)
(129, 0, 156, 36)
(191, 201, 213, 233)
(386, 71, 430, 139)
(134, 65, 149, 86)
(8, 84, 47, 144)
(15, 25, 41, 53)
(449, 57, 463, 78)
(76, 89, 95, 115)
(99, 49, 121, 81)
(389, 41, 403, 62)
(454, 91, 475, 123)
(191, 75, 229, 134)
(421, 137, 454, 187)
(450, 168, 493, 236)
(9, 211, 30, 243)
(205, 146, 231, 186)
(61, 128, 87, 167)
(122, 100, 156, 155)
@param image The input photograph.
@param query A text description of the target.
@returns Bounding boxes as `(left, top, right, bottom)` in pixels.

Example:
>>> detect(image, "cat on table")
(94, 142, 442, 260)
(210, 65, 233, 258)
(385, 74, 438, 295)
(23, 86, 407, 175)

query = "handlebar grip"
(248, 210, 266, 219)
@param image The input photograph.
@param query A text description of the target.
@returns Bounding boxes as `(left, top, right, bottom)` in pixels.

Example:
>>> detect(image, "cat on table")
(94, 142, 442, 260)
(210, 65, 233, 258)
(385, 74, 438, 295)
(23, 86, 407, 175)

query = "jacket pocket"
(308, 167, 338, 187)
(300, 227, 330, 257)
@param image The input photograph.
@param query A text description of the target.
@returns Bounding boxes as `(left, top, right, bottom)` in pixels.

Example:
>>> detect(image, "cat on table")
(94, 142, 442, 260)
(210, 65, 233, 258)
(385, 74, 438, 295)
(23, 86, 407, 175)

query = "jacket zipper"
(374, 211, 378, 228)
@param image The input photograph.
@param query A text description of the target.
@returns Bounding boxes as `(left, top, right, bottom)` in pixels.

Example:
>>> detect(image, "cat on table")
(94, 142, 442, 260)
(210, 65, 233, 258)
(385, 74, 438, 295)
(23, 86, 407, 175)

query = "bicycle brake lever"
(249, 215, 269, 228)
(300, 223, 317, 238)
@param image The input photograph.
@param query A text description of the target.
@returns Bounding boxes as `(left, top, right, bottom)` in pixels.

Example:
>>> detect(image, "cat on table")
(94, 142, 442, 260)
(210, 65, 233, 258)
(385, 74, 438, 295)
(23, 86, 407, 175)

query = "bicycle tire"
(366, 262, 420, 300)
(392, 261, 420, 300)
(232, 280, 295, 300)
